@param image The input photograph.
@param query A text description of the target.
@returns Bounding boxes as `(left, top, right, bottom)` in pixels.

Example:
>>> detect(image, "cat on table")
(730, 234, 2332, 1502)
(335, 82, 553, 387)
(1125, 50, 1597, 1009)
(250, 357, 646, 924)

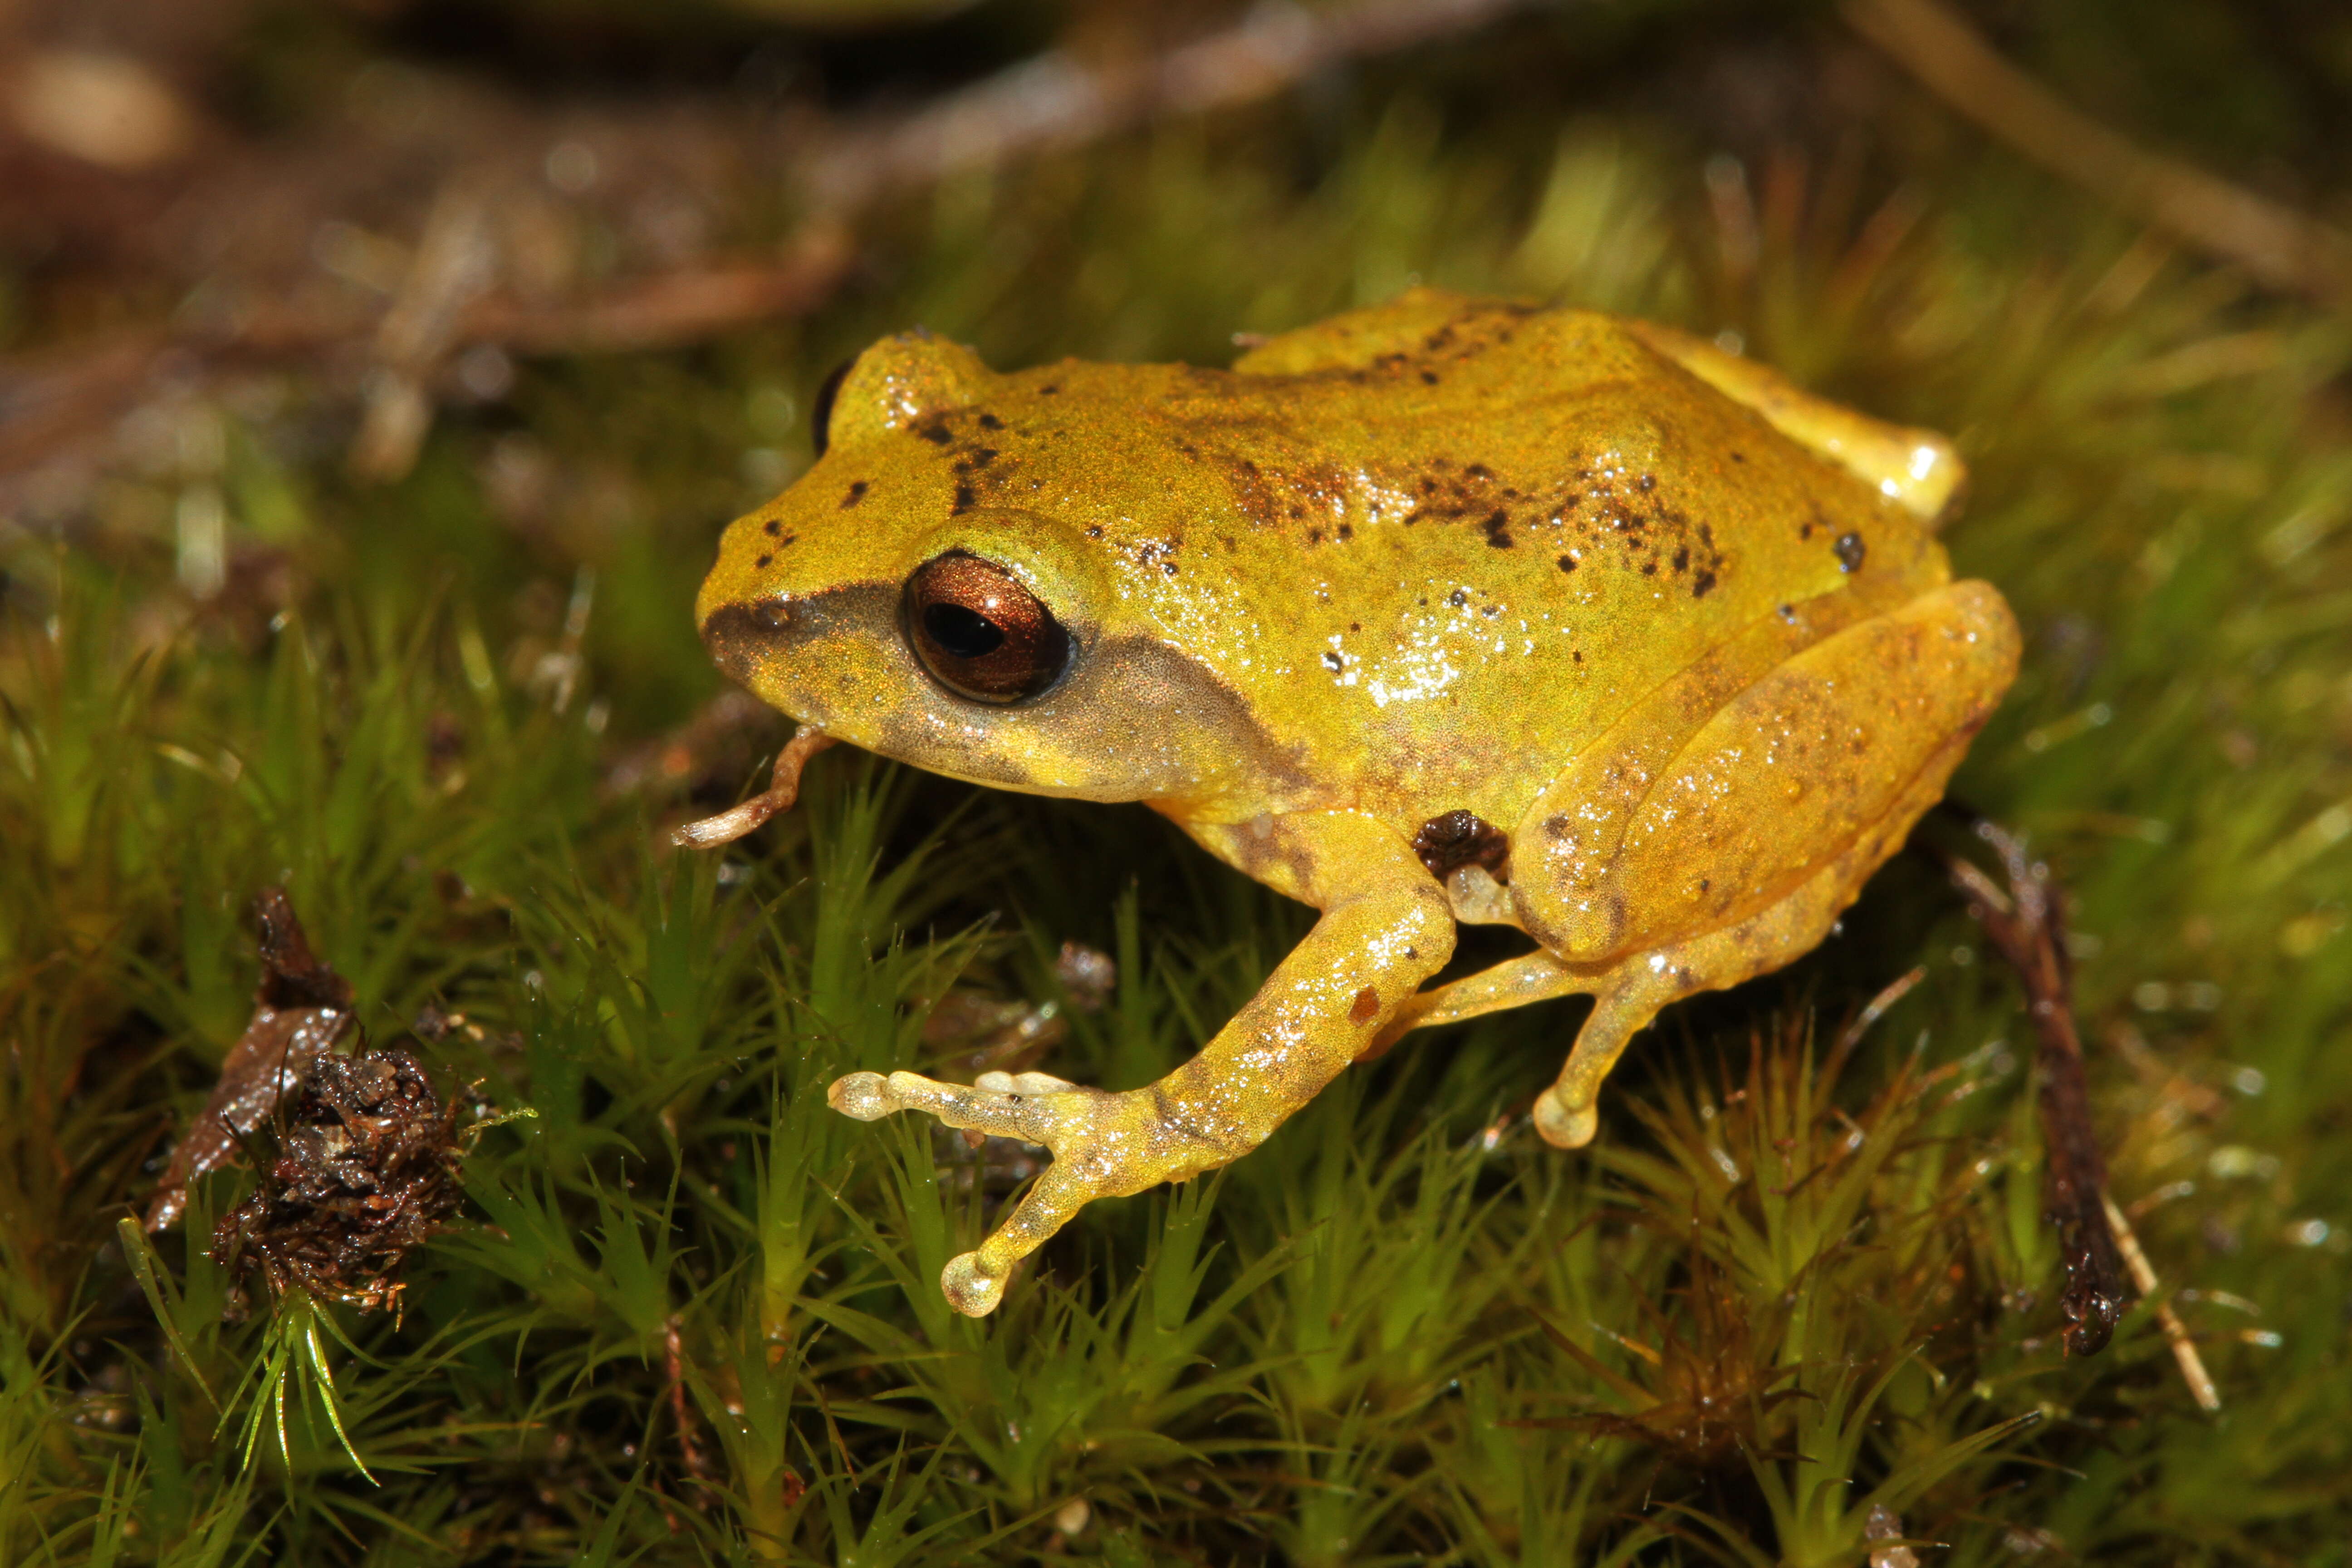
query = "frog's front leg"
(829, 812, 1454, 1316)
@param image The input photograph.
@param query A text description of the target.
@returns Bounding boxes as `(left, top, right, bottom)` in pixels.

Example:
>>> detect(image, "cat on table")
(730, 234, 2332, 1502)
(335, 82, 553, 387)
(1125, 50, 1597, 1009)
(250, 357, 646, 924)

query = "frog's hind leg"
(1528, 715, 1978, 1147)
(1517, 581, 2023, 1146)
(1366, 950, 1594, 1058)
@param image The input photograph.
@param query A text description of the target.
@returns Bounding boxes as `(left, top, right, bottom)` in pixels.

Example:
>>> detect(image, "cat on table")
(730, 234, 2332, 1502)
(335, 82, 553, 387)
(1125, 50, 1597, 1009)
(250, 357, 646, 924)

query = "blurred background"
(2, 0, 2350, 1563)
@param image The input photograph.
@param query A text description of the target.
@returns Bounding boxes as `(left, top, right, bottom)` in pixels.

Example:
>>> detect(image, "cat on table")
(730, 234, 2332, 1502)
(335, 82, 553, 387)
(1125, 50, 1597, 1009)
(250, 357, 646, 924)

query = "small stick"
(1934, 818, 2132, 1357)
(2102, 1193, 2221, 1413)
(671, 726, 835, 849)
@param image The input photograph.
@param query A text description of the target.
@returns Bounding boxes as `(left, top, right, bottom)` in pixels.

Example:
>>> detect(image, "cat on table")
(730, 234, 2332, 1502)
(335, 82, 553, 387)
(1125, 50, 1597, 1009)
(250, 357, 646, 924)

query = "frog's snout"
(698, 595, 800, 687)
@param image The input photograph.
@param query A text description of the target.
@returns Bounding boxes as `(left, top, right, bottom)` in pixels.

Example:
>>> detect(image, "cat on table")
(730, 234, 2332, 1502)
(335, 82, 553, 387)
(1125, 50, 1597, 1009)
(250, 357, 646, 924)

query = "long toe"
(828, 1072, 894, 1120)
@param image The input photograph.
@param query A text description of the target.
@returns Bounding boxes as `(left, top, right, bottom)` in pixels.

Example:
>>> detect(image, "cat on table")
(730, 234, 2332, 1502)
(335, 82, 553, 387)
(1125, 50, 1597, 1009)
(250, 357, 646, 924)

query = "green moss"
(4, 3, 2350, 1561)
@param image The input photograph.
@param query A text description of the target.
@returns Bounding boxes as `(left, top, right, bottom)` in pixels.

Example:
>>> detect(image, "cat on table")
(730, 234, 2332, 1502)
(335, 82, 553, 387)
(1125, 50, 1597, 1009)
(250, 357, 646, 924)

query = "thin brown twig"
(349, 181, 499, 480)
(0, 237, 856, 491)
(1847, 0, 2352, 305)
(1933, 817, 2133, 1357)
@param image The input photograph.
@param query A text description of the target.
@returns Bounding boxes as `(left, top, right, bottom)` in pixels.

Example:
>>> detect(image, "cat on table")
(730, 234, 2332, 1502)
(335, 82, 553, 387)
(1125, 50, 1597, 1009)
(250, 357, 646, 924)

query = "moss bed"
(3, 1, 2349, 1561)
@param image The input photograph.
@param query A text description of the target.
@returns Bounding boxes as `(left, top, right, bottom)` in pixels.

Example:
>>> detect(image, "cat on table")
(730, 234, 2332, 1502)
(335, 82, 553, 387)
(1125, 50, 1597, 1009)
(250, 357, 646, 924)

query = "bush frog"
(686, 289, 2019, 1317)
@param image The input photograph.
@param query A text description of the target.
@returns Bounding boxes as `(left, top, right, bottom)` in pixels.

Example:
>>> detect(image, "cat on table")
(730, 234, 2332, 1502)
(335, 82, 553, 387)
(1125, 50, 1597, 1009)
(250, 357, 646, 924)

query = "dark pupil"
(924, 603, 1004, 660)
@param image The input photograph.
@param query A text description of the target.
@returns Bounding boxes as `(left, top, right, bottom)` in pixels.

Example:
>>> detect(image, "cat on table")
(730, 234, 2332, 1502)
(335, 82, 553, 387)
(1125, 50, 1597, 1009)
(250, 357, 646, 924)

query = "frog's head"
(695, 329, 1273, 806)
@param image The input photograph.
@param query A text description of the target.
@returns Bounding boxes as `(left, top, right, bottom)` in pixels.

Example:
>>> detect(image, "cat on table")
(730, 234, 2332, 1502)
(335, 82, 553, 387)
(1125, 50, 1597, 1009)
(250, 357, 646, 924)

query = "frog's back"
(1040, 291, 1953, 828)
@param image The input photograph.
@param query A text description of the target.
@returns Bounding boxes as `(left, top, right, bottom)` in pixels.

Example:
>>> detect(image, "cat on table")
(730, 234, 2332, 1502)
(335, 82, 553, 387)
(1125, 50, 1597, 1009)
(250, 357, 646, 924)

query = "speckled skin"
(693, 288, 2020, 1317)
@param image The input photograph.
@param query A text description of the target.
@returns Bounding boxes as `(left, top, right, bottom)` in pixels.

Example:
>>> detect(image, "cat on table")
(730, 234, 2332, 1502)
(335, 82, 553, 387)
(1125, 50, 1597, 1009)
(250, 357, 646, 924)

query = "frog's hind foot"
(1527, 950, 1773, 1150)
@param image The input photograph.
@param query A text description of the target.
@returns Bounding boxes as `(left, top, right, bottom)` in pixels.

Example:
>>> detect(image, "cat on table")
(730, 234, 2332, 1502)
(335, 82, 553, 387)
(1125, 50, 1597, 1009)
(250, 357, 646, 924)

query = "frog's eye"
(810, 358, 854, 457)
(903, 552, 1069, 705)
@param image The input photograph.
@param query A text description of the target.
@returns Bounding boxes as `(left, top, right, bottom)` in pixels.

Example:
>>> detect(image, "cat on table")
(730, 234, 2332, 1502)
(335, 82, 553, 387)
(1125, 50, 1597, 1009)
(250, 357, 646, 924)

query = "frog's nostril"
(700, 595, 799, 684)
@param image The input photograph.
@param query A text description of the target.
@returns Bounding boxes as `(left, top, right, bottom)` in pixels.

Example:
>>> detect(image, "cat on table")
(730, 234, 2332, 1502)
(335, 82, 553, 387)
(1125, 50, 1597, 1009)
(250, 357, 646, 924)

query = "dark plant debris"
(210, 1044, 467, 1320)
(145, 888, 358, 1233)
(147, 888, 475, 1320)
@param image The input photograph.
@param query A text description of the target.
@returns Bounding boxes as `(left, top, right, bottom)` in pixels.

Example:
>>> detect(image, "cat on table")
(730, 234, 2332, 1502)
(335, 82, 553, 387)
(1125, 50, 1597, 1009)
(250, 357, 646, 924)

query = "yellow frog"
(685, 288, 2019, 1317)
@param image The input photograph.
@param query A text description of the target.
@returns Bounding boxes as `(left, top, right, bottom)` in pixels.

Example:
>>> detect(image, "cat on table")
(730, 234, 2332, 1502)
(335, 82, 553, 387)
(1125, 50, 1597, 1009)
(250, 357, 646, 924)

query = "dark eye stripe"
(903, 552, 1068, 704)
(810, 358, 854, 457)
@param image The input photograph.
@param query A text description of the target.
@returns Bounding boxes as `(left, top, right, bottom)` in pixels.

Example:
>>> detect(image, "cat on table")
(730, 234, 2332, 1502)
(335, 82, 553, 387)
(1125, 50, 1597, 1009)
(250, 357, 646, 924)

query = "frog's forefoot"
(826, 1071, 895, 1121)
(821, 1066, 1228, 1317)
(670, 725, 835, 849)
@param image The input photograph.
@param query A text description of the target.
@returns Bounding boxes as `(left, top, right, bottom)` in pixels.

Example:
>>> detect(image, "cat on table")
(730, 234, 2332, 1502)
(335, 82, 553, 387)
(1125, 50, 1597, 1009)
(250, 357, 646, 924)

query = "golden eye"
(903, 553, 1069, 705)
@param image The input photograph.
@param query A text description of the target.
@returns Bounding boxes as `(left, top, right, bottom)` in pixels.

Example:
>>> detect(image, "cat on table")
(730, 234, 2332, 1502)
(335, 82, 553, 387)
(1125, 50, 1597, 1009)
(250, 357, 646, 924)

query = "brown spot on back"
(842, 480, 868, 509)
(1413, 809, 1510, 880)
(1348, 986, 1382, 1025)
(1834, 531, 1867, 573)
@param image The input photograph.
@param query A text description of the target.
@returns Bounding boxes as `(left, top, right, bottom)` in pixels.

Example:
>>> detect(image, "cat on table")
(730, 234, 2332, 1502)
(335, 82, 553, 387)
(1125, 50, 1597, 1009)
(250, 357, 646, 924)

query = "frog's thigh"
(1516, 580, 2019, 965)
(1519, 580, 2020, 1146)
(1623, 320, 1962, 522)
